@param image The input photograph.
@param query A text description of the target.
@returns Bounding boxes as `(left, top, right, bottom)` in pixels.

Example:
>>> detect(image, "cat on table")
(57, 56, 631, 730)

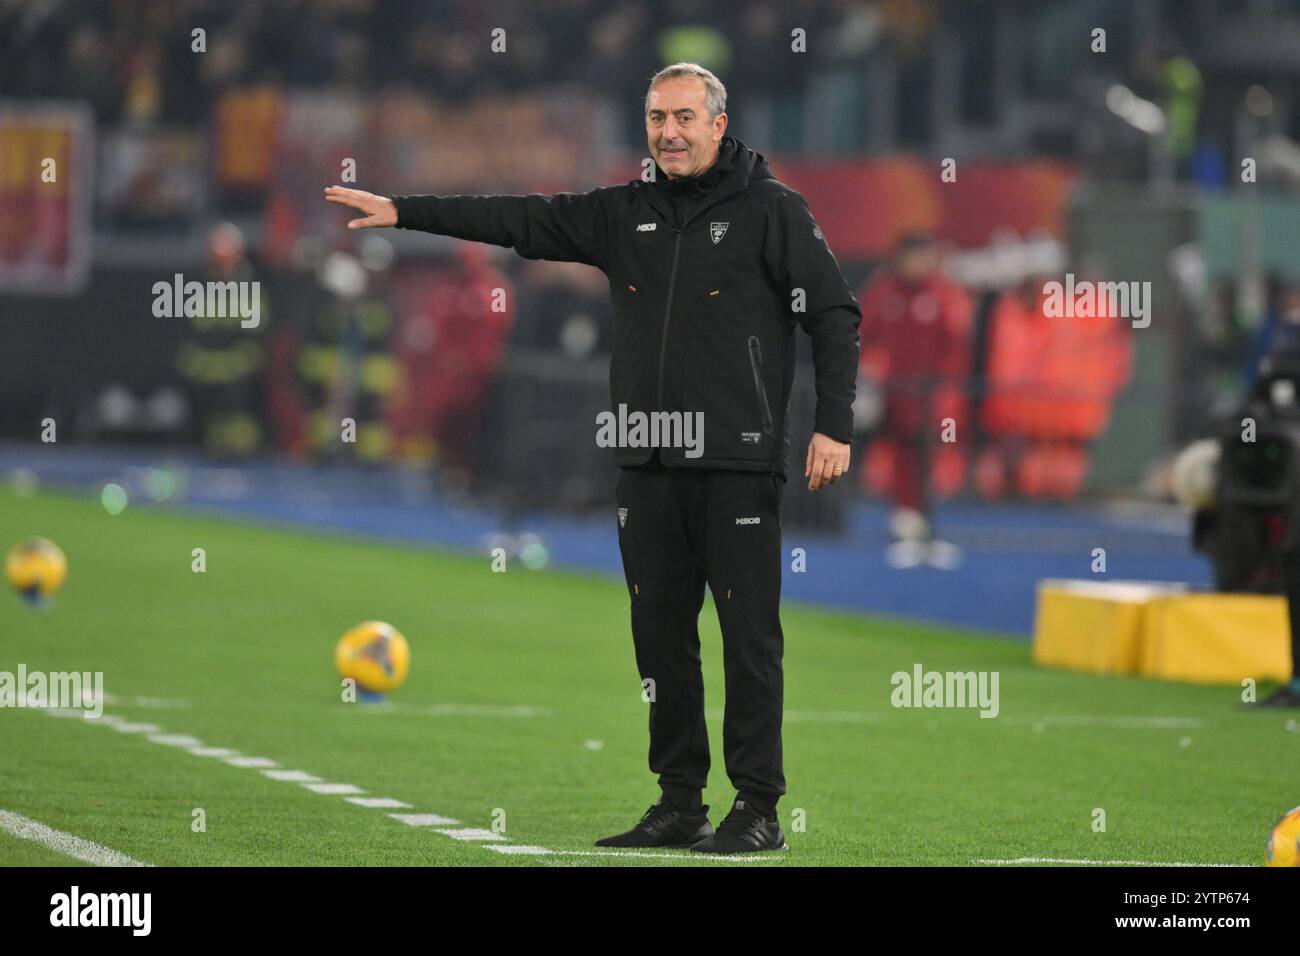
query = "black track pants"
(614, 462, 786, 814)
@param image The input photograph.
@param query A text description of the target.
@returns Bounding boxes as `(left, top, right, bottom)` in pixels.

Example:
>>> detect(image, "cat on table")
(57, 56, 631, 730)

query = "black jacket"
(391, 136, 862, 476)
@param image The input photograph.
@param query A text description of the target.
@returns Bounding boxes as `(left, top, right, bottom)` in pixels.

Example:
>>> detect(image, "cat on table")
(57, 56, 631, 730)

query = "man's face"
(646, 76, 726, 179)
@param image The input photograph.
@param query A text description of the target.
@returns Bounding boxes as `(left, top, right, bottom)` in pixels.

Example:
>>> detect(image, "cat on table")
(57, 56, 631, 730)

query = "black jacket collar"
(659, 137, 737, 197)
(641, 136, 772, 230)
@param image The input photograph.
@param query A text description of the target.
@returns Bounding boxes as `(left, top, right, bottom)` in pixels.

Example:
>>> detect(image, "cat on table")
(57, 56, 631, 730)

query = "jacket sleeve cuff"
(813, 407, 854, 445)
(389, 194, 428, 231)
(390, 195, 411, 229)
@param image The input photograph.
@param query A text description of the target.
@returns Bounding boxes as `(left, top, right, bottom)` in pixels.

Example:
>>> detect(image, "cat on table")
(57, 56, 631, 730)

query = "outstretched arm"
(324, 185, 613, 272)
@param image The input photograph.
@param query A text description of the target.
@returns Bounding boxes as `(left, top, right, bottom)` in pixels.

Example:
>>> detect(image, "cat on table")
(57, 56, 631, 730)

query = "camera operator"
(1188, 304, 1300, 707)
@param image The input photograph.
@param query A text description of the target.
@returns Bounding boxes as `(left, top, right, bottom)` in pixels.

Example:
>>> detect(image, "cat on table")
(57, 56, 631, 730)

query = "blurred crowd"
(7, 0, 1239, 158)
(3, 0, 862, 133)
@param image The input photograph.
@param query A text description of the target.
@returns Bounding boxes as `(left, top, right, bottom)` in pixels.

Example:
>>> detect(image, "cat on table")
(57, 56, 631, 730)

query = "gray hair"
(645, 62, 727, 120)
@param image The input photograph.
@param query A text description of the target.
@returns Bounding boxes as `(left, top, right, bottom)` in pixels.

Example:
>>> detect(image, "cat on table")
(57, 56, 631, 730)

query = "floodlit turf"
(0, 485, 1294, 867)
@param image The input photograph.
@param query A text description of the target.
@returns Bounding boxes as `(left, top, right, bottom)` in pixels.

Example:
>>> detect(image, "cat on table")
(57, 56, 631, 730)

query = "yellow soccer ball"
(335, 621, 410, 694)
(1266, 806, 1300, 867)
(6, 537, 67, 603)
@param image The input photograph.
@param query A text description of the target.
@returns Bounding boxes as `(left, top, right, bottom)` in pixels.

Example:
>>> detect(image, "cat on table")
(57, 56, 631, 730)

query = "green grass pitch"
(0, 485, 1293, 866)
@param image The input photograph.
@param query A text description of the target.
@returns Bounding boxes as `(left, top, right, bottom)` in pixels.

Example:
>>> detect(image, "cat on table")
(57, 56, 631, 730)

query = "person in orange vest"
(978, 274, 1132, 501)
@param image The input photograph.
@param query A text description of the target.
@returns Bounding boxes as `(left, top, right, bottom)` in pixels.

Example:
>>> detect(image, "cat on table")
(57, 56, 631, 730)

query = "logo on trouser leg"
(618, 507, 628, 528)
(735, 516, 761, 525)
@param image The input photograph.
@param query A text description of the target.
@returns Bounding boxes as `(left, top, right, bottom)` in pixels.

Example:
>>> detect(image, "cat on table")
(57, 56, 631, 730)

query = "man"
(857, 232, 972, 568)
(324, 62, 862, 853)
(176, 221, 270, 458)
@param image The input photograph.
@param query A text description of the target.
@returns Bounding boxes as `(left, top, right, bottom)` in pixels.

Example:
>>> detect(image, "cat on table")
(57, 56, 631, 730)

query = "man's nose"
(662, 118, 682, 144)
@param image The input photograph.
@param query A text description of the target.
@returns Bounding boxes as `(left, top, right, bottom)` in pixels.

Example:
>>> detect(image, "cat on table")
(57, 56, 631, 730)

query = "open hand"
(323, 186, 398, 229)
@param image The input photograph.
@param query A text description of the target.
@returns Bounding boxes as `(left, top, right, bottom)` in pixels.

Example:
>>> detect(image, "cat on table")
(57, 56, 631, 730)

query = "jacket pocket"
(680, 288, 778, 463)
(747, 335, 775, 435)
(610, 279, 643, 407)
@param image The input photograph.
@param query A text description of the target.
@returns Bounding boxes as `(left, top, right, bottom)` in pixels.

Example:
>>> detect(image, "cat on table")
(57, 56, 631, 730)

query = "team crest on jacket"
(710, 221, 729, 244)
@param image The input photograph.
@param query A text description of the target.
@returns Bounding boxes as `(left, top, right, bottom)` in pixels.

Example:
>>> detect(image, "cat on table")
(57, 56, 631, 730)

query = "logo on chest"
(710, 221, 729, 245)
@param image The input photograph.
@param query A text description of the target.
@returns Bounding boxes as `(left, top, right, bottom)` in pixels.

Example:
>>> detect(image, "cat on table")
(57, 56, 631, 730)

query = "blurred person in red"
(857, 231, 973, 567)
(390, 241, 514, 488)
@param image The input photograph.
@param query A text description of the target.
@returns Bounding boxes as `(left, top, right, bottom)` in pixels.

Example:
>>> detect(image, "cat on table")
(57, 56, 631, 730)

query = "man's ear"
(713, 112, 727, 141)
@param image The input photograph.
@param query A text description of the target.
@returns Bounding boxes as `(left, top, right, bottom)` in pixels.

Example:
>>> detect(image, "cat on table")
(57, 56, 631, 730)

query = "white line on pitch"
(190, 746, 240, 758)
(0, 808, 150, 867)
(262, 770, 323, 783)
(976, 857, 1247, 867)
(225, 756, 279, 768)
(32, 708, 520, 850)
(484, 845, 552, 855)
(388, 813, 460, 827)
(302, 783, 365, 795)
(433, 828, 507, 841)
(111, 722, 162, 734)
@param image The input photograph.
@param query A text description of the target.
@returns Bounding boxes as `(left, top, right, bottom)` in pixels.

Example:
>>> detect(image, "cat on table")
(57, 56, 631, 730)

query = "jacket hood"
(727, 136, 775, 186)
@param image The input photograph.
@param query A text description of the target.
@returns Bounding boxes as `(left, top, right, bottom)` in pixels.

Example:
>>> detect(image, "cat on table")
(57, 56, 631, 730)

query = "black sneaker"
(690, 799, 788, 854)
(1259, 686, 1300, 708)
(594, 800, 712, 849)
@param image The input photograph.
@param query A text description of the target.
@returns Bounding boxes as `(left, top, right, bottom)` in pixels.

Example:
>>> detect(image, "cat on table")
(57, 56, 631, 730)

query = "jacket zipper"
(747, 335, 775, 434)
(656, 227, 683, 411)
(643, 178, 740, 423)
